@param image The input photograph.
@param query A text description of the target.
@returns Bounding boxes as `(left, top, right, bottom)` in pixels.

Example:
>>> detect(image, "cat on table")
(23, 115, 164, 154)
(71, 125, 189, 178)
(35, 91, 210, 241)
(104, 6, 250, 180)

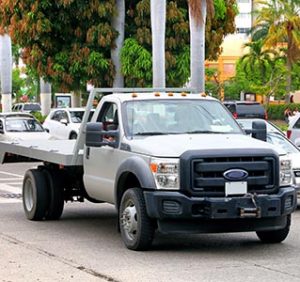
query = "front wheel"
(256, 215, 291, 243)
(119, 188, 155, 251)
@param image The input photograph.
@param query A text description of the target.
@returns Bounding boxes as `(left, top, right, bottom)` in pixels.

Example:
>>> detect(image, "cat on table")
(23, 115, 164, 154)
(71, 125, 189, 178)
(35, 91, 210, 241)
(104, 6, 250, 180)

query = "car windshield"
(238, 119, 284, 134)
(23, 104, 41, 111)
(267, 132, 299, 154)
(70, 111, 84, 123)
(5, 118, 44, 132)
(123, 99, 242, 137)
(70, 110, 94, 123)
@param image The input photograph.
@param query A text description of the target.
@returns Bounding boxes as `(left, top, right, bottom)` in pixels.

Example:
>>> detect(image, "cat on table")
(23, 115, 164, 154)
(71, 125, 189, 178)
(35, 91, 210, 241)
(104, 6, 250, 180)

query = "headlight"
(150, 158, 179, 190)
(280, 156, 293, 186)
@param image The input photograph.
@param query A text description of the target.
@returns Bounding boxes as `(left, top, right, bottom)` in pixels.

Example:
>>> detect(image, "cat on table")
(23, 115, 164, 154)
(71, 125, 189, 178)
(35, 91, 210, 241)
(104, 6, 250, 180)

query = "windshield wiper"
(134, 132, 168, 136)
(186, 130, 226, 134)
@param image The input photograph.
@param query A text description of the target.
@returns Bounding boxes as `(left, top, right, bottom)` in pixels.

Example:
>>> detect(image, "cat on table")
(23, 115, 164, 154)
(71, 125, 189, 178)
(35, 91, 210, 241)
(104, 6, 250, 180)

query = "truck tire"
(22, 169, 49, 221)
(256, 215, 291, 243)
(43, 169, 65, 220)
(119, 188, 155, 251)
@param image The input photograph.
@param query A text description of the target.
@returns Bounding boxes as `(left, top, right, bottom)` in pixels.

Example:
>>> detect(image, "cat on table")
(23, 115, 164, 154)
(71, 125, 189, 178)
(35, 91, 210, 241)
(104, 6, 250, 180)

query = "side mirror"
(60, 118, 68, 125)
(85, 122, 119, 148)
(252, 120, 267, 142)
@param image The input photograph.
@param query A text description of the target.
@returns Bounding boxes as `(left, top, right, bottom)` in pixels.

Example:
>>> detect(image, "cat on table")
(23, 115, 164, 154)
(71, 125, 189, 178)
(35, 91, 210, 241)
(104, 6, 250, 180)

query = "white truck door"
(83, 102, 121, 203)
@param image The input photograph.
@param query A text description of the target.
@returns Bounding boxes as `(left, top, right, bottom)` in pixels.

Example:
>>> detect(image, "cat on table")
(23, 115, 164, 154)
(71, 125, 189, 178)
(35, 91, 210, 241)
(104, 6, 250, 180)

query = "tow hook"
(240, 193, 261, 218)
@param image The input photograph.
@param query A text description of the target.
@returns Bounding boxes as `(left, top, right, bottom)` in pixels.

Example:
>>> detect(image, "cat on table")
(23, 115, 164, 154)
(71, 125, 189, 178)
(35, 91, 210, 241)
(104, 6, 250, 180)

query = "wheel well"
(116, 172, 141, 209)
(69, 131, 77, 138)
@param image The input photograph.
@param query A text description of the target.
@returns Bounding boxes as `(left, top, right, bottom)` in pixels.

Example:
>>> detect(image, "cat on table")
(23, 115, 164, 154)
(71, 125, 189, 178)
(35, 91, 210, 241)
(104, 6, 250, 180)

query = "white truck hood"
(126, 134, 286, 158)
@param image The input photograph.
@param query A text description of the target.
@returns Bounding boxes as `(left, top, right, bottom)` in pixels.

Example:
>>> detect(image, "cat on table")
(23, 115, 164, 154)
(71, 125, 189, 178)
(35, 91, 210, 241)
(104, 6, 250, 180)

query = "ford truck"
(0, 88, 297, 250)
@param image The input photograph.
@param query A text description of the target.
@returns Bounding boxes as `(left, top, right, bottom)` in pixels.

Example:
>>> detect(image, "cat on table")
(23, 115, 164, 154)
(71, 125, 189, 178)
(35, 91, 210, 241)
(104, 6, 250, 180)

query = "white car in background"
(0, 113, 51, 141)
(43, 108, 94, 140)
(12, 102, 41, 113)
(238, 118, 300, 205)
(287, 112, 300, 147)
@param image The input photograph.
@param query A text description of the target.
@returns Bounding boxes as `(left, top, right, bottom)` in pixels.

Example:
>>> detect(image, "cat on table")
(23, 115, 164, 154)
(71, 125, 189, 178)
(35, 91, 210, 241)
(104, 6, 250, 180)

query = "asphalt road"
(1, 162, 300, 282)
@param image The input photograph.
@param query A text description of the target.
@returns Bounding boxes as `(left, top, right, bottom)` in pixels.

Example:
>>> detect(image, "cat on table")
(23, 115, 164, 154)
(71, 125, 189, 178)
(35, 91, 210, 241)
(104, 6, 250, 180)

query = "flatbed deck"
(0, 140, 83, 166)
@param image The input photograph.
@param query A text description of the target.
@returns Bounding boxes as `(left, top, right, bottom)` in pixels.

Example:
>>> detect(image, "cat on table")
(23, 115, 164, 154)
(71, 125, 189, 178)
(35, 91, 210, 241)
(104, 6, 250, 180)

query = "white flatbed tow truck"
(0, 88, 297, 250)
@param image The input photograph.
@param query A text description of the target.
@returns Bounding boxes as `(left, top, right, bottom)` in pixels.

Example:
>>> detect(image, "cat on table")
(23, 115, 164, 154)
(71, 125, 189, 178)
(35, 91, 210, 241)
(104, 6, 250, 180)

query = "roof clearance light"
(168, 92, 174, 96)
(132, 93, 138, 98)
(201, 92, 207, 97)
(154, 92, 160, 97)
(181, 92, 187, 97)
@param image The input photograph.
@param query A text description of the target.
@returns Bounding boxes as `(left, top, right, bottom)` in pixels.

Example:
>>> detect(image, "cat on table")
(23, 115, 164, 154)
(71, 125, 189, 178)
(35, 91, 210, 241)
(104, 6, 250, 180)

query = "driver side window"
(97, 102, 118, 130)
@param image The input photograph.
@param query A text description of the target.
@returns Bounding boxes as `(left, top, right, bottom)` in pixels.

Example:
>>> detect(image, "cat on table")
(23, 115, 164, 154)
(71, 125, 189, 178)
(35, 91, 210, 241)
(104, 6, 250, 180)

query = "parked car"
(0, 113, 51, 142)
(223, 101, 267, 119)
(12, 103, 41, 113)
(238, 118, 300, 205)
(287, 112, 300, 147)
(43, 108, 95, 140)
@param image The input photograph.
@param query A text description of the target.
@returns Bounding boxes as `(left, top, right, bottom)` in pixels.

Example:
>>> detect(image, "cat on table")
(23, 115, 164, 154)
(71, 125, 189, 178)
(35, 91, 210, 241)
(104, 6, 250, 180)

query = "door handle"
(86, 147, 90, 159)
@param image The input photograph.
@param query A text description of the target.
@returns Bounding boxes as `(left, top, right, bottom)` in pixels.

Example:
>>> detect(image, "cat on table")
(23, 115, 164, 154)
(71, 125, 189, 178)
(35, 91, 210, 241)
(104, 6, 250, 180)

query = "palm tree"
(254, 0, 300, 102)
(112, 0, 125, 88)
(240, 39, 277, 84)
(151, 0, 166, 88)
(188, 0, 214, 92)
(0, 34, 12, 112)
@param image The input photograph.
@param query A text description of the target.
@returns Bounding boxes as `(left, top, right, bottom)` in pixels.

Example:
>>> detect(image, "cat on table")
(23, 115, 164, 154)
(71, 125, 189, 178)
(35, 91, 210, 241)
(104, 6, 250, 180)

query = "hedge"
(266, 103, 300, 120)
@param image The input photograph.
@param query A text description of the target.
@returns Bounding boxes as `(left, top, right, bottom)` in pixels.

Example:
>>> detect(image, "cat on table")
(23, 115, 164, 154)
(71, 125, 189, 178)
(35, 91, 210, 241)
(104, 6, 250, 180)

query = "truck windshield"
(123, 99, 242, 137)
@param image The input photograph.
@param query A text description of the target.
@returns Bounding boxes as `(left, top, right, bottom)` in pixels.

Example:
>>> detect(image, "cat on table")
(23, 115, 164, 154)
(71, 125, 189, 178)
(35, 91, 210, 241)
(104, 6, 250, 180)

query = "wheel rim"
(121, 199, 138, 241)
(23, 178, 34, 212)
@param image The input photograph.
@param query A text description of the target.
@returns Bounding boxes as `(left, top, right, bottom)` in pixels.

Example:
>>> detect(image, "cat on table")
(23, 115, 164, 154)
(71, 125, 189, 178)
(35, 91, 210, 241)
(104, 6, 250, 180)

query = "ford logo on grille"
(223, 169, 248, 181)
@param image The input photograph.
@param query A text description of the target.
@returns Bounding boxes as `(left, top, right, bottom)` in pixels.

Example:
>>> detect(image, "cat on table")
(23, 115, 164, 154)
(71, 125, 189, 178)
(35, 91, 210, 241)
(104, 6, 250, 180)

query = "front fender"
(114, 156, 156, 204)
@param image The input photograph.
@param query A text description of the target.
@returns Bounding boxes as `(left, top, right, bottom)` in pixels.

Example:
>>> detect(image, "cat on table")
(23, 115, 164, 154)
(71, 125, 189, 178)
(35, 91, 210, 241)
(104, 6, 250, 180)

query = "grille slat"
(194, 176, 270, 187)
(195, 161, 269, 172)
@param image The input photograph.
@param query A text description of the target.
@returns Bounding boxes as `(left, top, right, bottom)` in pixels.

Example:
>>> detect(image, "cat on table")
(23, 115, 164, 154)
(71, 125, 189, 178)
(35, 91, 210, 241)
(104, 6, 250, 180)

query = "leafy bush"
(266, 103, 300, 120)
(31, 111, 47, 124)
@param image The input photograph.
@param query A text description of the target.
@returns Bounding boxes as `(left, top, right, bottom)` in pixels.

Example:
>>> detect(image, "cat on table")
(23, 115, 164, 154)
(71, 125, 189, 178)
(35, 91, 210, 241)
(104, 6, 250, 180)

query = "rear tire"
(119, 188, 155, 251)
(43, 169, 65, 220)
(256, 215, 291, 243)
(22, 169, 48, 220)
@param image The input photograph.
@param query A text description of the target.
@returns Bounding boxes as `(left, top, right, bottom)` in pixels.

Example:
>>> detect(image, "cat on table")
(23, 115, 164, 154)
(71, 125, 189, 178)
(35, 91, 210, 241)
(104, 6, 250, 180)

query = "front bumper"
(144, 187, 297, 234)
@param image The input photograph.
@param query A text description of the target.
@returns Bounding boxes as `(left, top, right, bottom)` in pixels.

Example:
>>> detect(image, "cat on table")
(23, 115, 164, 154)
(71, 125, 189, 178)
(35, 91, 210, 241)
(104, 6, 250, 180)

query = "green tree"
(226, 56, 287, 103)
(0, 0, 237, 92)
(254, 0, 300, 102)
(12, 68, 25, 101)
(0, 1, 117, 94)
(123, 0, 237, 87)
(240, 39, 277, 85)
